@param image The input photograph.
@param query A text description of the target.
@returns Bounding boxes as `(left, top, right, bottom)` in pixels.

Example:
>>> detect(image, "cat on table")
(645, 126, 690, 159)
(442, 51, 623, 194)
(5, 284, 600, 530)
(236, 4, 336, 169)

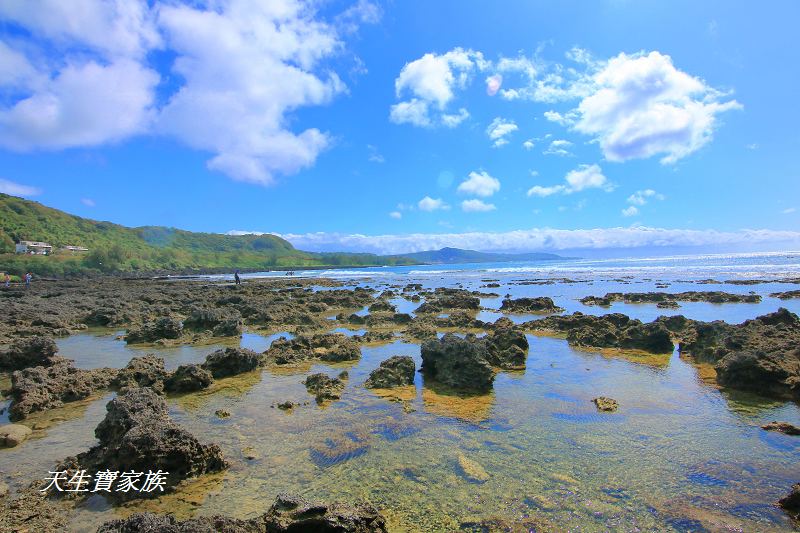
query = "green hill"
(389, 247, 569, 264)
(0, 194, 415, 276)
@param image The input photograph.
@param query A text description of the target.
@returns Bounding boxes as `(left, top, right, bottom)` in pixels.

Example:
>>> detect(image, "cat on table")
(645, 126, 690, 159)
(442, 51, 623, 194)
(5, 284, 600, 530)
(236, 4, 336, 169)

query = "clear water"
(1, 251, 800, 532)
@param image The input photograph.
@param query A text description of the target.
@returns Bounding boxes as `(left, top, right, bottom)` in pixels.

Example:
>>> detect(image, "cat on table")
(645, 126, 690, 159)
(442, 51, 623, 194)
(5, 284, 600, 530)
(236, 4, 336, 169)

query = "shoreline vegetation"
(0, 194, 570, 279)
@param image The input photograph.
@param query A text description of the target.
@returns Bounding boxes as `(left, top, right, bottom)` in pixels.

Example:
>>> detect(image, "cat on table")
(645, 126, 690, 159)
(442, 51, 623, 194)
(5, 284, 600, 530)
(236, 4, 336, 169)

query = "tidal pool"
(2, 268, 800, 531)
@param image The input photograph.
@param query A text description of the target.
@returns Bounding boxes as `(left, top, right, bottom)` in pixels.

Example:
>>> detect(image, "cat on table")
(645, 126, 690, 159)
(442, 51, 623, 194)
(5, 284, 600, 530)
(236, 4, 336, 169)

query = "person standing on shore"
(24, 272, 32, 288)
(234, 270, 241, 285)
(4, 273, 9, 288)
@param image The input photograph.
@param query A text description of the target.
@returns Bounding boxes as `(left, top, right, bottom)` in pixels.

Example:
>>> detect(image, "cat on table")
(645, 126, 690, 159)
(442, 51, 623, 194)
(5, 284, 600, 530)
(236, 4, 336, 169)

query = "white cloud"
(81, 198, 96, 207)
(573, 51, 741, 164)
(457, 170, 500, 197)
(621, 205, 639, 217)
(782, 207, 797, 214)
(0, 178, 41, 196)
(389, 211, 402, 219)
(543, 138, 574, 156)
(528, 163, 612, 197)
(522, 139, 535, 150)
(485, 74, 502, 96)
(543, 110, 577, 126)
(418, 196, 449, 212)
(389, 99, 431, 127)
(527, 185, 565, 197)
(627, 189, 665, 206)
(441, 108, 469, 128)
(486, 117, 518, 148)
(391, 47, 486, 127)
(251, 227, 800, 255)
(462, 199, 496, 212)
(0, 0, 376, 185)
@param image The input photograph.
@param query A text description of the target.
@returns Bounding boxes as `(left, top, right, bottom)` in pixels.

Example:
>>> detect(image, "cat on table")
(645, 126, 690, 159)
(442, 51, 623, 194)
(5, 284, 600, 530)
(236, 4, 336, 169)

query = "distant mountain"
(391, 247, 570, 264)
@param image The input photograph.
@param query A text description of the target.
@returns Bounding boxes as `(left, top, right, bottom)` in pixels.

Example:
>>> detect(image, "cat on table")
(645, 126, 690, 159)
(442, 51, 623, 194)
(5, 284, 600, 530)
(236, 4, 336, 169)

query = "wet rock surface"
(500, 296, 563, 313)
(779, 483, 800, 515)
(771, 290, 800, 300)
(529, 312, 674, 354)
(61, 387, 227, 501)
(97, 492, 388, 532)
(165, 363, 214, 393)
(113, 354, 169, 391)
(0, 485, 73, 532)
(265, 333, 360, 365)
(183, 307, 243, 337)
(364, 356, 416, 388)
(125, 316, 184, 344)
(580, 291, 761, 306)
(202, 347, 263, 378)
(420, 334, 495, 391)
(482, 320, 529, 369)
(9, 360, 118, 420)
(677, 308, 800, 399)
(761, 421, 800, 435)
(303, 372, 347, 403)
(593, 397, 619, 412)
(0, 423, 32, 447)
(0, 336, 59, 370)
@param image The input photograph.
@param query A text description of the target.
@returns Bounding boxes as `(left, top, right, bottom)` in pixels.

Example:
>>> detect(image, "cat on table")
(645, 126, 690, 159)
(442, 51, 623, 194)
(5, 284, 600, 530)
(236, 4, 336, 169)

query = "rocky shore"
(1, 277, 799, 529)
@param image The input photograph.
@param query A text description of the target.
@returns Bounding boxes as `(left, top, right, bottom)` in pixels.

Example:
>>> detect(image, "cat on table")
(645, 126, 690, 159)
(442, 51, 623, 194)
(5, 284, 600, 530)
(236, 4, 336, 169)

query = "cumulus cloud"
(390, 47, 486, 127)
(627, 189, 665, 206)
(782, 207, 796, 215)
(486, 117, 518, 148)
(621, 206, 638, 217)
(389, 211, 402, 219)
(233, 227, 800, 255)
(0, 178, 41, 196)
(418, 196, 449, 212)
(527, 164, 612, 197)
(457, 170, 500, 197)
(522, 139, 535, 150)
(0, 0, 377, 184)
(573, 51, 741, 164)
(543, 139, 573, 156)
(461, 199, 496, 212)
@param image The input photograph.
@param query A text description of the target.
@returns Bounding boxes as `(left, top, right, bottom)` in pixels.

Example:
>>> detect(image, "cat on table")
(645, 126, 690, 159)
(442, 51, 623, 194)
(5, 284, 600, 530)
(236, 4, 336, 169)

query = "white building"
(62, 245, 89, 253)
(15, 241, 53, 255)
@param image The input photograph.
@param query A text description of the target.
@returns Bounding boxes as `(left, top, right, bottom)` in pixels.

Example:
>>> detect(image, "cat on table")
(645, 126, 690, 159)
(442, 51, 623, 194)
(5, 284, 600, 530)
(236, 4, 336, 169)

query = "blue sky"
(1, 0, 799, 254)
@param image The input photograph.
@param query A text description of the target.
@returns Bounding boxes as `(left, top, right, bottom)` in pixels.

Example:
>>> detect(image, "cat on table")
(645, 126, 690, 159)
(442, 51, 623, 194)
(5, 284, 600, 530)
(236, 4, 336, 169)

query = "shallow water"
(2, 254, 800, 531)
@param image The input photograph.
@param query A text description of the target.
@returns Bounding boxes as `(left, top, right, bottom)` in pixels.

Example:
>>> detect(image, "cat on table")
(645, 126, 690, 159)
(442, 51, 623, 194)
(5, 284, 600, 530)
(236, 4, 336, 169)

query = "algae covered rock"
(113, 355, 169, 391)
(593, 397, 619, 412)
(500, 296, 563, 313)
(482, 325, 529, 370)
(0, 423, 32, 447)
(265, 333, 360, 365)
(420, 334, 494, 391)
(303, 372, 346, 403)
(202, 347, 262, 378)
(779, 483, 800, 515)
(761, 421, 800, 435)
(456, 452, 490, 483)
(364, 356, 416, 389)
(0, 336, 59, 370)
(64, 387, 227, 501)
(264, 493, 388, 532)
(165, 364, 214, 393)
(126, 317, 184, 344)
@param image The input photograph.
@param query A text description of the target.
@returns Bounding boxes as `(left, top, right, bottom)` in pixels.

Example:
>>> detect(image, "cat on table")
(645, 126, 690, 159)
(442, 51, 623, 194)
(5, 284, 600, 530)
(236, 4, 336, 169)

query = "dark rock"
(263, 493, 388, 532)
(771, 290, 800, 300)
(183, 307, 243, 337)
(303, 373, 346, 404)
(581, 291, 761, 306)
(368, 301, 396, 313)
(202, 347, 262, 378)
(680, 309, 800, 399)
(482, 325, 528, 370)
(265, 333, 360, 365)
(9, 360, 118, 420)
(126, 317, 183, 344)
(761, 421, 800, 435)
(0, 336, 59, 370)
(364, 356, 416, 388)
(214, 409, 231, 418)
(276, 401, 295, 410)
(96, 512, 261, 533)
(420, 334, 494, 391)
(779, 483, 800, 515)
(165, 364, 214, 393)
(113, 355, 169, 391)
(500, 297, 563, 313)
(65, 388, 227, 501)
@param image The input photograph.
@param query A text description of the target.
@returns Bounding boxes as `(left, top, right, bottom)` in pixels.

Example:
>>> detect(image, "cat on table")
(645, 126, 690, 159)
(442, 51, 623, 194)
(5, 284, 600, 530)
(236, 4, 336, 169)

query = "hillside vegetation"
(0, 194, 415, 276)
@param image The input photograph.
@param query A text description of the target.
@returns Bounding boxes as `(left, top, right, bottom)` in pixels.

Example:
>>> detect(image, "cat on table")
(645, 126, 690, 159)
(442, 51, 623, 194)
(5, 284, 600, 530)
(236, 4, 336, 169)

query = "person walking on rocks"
(234, 270, 241, 285)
